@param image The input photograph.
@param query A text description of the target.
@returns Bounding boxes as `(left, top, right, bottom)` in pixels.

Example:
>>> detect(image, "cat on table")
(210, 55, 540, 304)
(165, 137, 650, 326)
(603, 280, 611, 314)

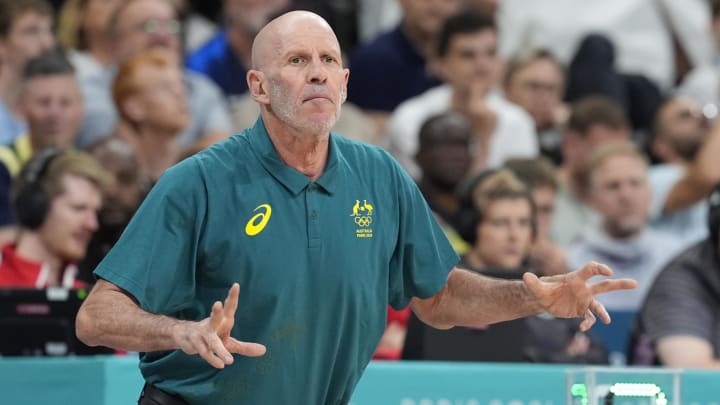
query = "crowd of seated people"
(0, 0, 718, 366)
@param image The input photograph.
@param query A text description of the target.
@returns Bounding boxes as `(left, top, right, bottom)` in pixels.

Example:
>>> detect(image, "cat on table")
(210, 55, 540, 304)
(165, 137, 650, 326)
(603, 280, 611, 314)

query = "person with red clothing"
(0, 148, 112, 288)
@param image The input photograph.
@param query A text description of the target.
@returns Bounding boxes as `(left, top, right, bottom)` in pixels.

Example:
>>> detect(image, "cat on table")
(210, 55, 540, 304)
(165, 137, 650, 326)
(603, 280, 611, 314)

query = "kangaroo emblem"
(351, 200, 360, 216)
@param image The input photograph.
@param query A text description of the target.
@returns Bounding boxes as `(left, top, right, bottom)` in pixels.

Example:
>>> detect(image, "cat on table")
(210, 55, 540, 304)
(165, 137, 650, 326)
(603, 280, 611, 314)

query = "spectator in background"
(503, 157, 568, 276)
(57, 0, 124, 78)
(457, 169, 608, 364)
(551, 96, 631, 248)
(387, 9, 537, 179)
(75, 0, 233, 154)
(567, 142, 681, 312)
(0, 0, 55, 145)
(0, 148, 112, 288)
(348, 0, 461, 134)
(186, 0, 289, 100)
(631, 185, 720, 368)
(79, 137, 149, 284)
(109, 49, 189, 182)
(0, 49, 84, 242)
(503, 49, 568, 165)
(648, 96, 720, 248)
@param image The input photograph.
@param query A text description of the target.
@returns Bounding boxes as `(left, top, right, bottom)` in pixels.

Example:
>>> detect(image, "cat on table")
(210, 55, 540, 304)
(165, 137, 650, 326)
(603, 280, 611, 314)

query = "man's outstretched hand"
(174, 283, 266, 368)
(523, 261, 637, 331)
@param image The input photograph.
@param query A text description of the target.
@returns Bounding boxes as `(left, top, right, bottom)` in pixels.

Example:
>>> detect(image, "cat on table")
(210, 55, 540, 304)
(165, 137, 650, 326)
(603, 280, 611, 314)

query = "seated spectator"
(109, 49, 189, 182)
(503, 49, 568, 165)
(79, 137, 149, 283)
(631, 185, 720, 368)
(348, 0, 461, 134)
(503, 157, 567, 276)
(0, 148, 112, 288)
(186, 0, 289, 99)
(386, 9, 537, 179)
(75, 0, 233, 152)
(551, 96, 631, 247)
(457, 169, 607, 363)
(648, 96, 720, 248)
(56, 0, 123, 78)
(0, 0, 55, 145)
(0, 49, 84, 241)
(567, 142, 681, 312)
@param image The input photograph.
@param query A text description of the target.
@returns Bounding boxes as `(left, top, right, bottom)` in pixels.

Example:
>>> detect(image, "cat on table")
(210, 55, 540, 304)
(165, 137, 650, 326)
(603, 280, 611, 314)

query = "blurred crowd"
(0, 0, 718, 369)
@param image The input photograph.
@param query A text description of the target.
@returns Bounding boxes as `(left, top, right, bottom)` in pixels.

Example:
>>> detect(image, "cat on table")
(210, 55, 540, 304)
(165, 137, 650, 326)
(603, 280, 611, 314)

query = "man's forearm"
(414, 268, 544, 329)
(76, 287, 185, 352)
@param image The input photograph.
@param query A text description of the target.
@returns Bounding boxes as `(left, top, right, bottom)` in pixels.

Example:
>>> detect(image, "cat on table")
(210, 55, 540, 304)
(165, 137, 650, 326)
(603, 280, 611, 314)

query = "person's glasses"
(134, 19, 181, 35)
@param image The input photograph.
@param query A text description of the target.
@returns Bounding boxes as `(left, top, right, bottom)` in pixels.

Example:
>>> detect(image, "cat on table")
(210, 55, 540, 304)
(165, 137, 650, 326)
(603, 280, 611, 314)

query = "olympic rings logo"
(354, 216, 372, 227)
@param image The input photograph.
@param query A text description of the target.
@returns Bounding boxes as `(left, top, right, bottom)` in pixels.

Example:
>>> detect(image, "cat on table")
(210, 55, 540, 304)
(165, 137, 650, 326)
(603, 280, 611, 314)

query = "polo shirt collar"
(248, 117, 341, 196)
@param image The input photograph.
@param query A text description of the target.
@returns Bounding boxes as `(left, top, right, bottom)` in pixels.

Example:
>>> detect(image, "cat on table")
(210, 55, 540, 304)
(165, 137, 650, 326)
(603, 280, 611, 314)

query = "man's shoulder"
(391, 85, 451, 120)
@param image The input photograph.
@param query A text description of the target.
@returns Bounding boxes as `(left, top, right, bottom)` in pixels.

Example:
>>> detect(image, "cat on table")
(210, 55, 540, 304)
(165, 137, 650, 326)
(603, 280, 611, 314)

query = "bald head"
(251, 11, 339, 70)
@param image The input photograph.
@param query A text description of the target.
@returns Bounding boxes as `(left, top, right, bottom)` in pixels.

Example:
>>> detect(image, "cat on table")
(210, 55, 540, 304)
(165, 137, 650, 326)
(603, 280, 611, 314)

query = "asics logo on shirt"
(245, 204, 272, 236)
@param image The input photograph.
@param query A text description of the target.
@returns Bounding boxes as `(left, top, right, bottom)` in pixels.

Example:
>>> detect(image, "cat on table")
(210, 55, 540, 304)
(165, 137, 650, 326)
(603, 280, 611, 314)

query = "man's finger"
(579, 309, 596, 332)
(207, 334, 234, 365)
(196, 338, 226, 369)
(225, 337, 267, 357)
(224, 283, 240, 319)
(590, 278, 638, 295)
(209, 301, 224, 331)
(590, 299, 611, 324)
(577, 261, 613, 280)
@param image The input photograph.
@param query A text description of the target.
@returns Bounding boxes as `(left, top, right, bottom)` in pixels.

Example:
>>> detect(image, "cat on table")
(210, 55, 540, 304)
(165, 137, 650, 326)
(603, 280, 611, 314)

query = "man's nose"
(307, 58, 328, 83)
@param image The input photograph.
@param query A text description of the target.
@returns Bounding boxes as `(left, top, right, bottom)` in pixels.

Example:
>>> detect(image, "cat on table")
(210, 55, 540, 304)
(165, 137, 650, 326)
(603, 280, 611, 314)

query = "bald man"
(76, 11, 636, 404)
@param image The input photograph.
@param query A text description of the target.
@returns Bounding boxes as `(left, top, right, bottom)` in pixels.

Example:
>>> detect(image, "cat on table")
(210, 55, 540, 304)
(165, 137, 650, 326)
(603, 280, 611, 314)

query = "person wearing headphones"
(631, 184, 720, 368)
(0, 148, 112, 288)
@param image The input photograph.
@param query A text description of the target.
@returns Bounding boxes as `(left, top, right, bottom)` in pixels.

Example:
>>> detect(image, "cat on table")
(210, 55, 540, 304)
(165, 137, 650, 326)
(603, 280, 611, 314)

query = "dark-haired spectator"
(0, 0, 55, 145)
(503, 49, 567, 165)
(348, 0, 461, 134)
(76, 0, 233, 154)
(551, 95, 631, 247)
(0, 49, 84, 242)
(0, 149, 112, 288)
(186, 0, 289, 100)
(631, 186, 720, 368)
(387, 8, 536, 179)
(648, 96, 720, 248)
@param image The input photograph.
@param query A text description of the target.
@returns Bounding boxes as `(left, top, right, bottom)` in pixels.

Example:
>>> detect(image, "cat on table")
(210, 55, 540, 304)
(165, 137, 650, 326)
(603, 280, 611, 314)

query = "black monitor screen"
(0, 287, 114, 356)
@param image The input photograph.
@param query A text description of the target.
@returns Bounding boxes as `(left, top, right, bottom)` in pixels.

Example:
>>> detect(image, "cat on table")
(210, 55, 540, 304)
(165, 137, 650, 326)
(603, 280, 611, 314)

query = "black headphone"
(707, 182, 720, 253)
(13, 147, 63, 230)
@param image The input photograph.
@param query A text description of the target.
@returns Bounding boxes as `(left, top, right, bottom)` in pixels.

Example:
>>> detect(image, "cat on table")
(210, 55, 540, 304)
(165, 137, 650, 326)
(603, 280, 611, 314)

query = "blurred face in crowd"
(438, 29, 500, 94)
(124, 63, 189, 133)
(564, 124, 630, 171)
(113, 0, 180, 62)
(473, 198, 534, 269)
(589, 153, 651, 239)
(399, 0, 461, 39)
(654, 97, 710, 162)
(505, 57, 565, 129)
(251, 13, 348, 136)
(20, 73, 84, 149)
(39, 175, 102, 261)
(89, 141, 145, 227)
(0, 11, 54, 75)
(224, 0, 288, 34)
(81, 0, 124, 40)
(416, 116, 472, 190)
(531, 185, 556, 239)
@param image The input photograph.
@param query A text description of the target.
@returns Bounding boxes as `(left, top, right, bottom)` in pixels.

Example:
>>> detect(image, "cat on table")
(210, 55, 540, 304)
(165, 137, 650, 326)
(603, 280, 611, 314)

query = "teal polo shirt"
(95, 118, 458, 404)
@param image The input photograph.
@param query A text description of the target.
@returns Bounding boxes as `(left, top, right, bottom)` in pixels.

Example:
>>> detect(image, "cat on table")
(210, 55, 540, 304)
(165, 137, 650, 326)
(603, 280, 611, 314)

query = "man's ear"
(247, 70, 270, 105)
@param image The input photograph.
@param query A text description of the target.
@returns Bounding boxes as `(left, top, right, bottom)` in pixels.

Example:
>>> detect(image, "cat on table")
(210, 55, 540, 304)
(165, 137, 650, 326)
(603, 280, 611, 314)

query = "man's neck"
(15, 232, 63, 286)
(419, 179, 460, 216)
(401, 20, 435, 60)
(0, 70, 23, 114)
(262, 114, 329, 181)
(86, 34, 115, 66)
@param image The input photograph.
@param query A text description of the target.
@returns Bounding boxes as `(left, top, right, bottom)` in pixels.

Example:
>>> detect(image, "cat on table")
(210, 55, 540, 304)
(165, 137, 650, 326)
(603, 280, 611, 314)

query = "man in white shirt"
(386, 8, 537, 180)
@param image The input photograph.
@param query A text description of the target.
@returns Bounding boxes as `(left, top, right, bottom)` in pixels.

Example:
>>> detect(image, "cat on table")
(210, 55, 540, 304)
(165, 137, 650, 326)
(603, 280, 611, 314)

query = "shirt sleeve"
(94, 158, 207, 314)
(0, 164, 14, 226)
(386, 156, 459, 309)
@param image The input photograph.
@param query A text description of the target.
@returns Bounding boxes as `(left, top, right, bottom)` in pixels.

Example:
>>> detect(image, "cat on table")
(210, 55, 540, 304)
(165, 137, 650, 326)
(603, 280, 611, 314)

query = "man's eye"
(290, 57, 303, 64)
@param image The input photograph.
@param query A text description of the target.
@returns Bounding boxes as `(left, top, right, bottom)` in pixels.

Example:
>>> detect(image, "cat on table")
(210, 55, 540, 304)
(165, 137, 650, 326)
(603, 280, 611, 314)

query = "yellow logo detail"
(351, 199, 374, 238)
(245, 204, 272, 236)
